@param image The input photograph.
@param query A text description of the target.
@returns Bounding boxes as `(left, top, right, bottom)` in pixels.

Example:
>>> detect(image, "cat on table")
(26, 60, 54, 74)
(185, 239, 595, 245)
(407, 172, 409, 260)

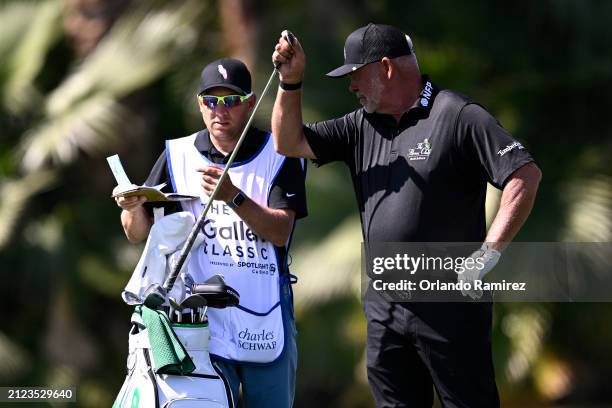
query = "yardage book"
(106, 154, 198, 202)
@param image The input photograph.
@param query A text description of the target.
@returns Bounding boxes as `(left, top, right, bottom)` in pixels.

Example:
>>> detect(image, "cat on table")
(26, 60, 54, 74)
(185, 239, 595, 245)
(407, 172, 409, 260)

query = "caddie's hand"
(272, 31, 305, 84)
(456, 243, 501, 300)
(197, 165, 238, 203)
(114, 189, 147, 211)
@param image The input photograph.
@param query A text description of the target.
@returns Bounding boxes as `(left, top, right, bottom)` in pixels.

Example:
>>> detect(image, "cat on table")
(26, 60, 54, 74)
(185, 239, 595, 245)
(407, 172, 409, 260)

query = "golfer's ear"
(381, 57, 393, 80)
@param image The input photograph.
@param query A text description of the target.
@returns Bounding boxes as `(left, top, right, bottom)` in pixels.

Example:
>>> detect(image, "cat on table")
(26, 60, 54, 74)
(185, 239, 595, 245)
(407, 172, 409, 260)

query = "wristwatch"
(228, 190, 246, 210)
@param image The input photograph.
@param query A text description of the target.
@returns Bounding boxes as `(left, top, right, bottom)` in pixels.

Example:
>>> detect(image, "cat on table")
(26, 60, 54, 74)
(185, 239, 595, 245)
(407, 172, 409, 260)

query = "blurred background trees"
(0, 0, 611, 407)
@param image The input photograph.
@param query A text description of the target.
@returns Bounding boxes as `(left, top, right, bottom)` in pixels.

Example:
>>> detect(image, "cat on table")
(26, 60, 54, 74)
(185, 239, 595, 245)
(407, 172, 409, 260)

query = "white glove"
(457, 243, 501, 300)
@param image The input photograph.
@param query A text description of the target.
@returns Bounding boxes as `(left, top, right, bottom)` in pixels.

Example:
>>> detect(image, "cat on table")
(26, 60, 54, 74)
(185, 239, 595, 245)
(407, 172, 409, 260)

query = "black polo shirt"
(304, 77, 534, 242)
(144, 127, 308, 218)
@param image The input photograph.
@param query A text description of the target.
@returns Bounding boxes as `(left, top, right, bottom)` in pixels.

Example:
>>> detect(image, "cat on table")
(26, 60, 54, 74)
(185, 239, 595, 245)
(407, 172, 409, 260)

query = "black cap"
(198, 58, 252, 96)
(326, 23, 413, 78)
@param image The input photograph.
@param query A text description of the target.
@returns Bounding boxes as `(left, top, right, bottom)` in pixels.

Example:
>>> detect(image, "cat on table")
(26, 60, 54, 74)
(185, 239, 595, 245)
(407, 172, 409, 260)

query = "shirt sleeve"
(268, 157, 308, 219)
(143, 149, 181, 215)
(303, 111, 357, 166)
(456, 103, 535, 189)
(144, 150, 169, 187)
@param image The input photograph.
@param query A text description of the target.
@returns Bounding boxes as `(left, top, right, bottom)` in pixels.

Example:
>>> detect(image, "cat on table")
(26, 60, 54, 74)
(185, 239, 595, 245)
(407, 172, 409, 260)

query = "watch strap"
(279, 81, 302, 91)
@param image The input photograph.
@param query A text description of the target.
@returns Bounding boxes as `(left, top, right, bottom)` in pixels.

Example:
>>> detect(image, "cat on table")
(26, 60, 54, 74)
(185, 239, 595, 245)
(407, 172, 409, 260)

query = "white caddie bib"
(166, 132, 292, 364)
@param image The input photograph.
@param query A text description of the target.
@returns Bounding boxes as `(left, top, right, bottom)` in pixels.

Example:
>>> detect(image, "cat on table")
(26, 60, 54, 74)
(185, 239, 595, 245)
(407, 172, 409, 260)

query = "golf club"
(162, 30, 296, 293)
(168, 296, 182, 322)
(180, 294, 208, 324)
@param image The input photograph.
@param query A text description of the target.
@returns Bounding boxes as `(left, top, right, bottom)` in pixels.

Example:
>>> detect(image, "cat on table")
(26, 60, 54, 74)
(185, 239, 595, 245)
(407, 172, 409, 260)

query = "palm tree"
(0, 1, 214, 405)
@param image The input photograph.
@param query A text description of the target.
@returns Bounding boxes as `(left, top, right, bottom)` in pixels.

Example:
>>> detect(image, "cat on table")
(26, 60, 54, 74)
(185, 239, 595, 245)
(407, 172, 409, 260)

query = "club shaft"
(163, 68, 280, 292)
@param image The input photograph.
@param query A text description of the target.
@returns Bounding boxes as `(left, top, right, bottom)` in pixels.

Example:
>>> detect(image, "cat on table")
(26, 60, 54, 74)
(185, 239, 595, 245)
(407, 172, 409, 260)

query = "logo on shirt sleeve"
(497, 141, 524, 156)
(408, 138, 432, 161)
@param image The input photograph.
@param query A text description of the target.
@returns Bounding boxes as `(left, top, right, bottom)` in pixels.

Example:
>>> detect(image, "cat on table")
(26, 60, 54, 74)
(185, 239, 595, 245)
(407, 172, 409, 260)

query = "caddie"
(115, 57, 307, 408)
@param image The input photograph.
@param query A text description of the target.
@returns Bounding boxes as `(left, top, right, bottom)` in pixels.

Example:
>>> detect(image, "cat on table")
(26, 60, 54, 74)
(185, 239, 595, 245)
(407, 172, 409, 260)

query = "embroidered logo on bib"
(238, 328, 278, 351)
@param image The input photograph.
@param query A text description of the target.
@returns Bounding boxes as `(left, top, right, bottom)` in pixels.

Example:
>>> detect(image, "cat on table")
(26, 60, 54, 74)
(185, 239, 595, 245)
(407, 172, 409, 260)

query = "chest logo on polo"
(408, 138, 432, 161)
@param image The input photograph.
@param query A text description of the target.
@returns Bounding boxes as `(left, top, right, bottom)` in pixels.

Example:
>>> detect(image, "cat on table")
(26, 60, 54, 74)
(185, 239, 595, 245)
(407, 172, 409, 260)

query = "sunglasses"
(198, 93, 253, 109)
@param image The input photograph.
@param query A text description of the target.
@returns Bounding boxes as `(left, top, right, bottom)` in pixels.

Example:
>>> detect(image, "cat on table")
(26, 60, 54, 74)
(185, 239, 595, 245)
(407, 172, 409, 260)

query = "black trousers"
(364, 300, 500, 408)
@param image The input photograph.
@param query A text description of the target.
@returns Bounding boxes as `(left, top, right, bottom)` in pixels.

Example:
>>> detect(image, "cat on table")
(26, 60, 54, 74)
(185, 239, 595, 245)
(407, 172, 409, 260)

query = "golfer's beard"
(361, 98, 377, 113)
(358, 78, 383, 113)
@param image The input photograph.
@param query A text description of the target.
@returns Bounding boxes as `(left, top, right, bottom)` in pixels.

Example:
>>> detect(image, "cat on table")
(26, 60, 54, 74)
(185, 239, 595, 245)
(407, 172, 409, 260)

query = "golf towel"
(133, 305, 195, 375)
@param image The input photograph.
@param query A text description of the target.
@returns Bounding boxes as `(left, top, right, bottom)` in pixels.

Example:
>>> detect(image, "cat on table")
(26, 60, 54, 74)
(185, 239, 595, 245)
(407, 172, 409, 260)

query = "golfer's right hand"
(273, 31, 305, 84)
(115, 195, 147, 211)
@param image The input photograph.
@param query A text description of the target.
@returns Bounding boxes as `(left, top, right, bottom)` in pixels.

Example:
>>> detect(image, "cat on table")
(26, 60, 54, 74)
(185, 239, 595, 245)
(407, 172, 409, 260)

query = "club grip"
(281, 29, 296, 47)
(275, 29, 297, 70)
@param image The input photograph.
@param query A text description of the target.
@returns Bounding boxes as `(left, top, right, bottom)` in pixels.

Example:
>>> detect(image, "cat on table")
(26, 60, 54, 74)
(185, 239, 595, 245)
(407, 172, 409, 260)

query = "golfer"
(116, 58, 306, 407)
(272, 24, 541, 407)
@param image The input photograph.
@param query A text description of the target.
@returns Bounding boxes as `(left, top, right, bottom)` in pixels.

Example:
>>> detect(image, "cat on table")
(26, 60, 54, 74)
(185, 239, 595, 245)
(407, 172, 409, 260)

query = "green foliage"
(0, 0, 611, 406)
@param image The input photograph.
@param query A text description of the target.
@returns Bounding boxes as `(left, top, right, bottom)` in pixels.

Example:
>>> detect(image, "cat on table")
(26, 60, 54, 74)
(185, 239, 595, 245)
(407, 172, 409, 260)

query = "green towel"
(134, 305, 195, 375)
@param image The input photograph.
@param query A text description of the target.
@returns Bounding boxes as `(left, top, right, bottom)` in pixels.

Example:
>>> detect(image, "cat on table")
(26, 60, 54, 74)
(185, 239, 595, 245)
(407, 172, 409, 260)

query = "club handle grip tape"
(274, 29, 297, 70)
(281, 30, 296, 47)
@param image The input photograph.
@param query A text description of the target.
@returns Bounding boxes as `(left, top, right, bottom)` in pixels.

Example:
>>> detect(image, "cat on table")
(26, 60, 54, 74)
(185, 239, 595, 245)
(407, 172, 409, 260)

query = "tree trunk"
(219, 0, 259, 70)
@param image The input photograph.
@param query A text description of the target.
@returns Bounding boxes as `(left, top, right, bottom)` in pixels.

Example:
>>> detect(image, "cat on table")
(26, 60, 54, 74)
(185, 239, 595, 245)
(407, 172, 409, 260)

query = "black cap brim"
(198, 83, 247, 96)
(326, 63, 366, 78)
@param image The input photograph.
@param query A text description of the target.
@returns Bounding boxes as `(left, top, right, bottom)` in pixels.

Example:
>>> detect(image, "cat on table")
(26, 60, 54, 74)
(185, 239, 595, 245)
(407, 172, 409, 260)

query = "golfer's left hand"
(457, 244, 501, 300)
(197, 165, 238, 203)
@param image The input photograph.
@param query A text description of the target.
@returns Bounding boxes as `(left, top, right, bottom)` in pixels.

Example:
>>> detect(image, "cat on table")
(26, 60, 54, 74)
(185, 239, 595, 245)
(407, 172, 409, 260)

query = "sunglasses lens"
(200, 94, 248, 109)
(202, 96, 218, 109)
(223, 96, 243, 108)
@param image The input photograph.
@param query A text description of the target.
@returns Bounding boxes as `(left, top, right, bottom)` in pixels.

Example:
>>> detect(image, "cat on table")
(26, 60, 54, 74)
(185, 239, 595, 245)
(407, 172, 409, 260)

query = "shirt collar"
(193, 127, 266, 164)
(364, 75, 439, 127)
(412, 75, 437, 112)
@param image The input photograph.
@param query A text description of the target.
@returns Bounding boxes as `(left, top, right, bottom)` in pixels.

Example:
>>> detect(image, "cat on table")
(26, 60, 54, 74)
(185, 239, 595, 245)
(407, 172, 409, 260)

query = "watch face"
(233, 192, 246, 208)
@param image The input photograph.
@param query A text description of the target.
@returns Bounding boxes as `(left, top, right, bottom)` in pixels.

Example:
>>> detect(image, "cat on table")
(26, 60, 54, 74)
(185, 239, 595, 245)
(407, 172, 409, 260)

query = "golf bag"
(114, 279, 240, 408)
